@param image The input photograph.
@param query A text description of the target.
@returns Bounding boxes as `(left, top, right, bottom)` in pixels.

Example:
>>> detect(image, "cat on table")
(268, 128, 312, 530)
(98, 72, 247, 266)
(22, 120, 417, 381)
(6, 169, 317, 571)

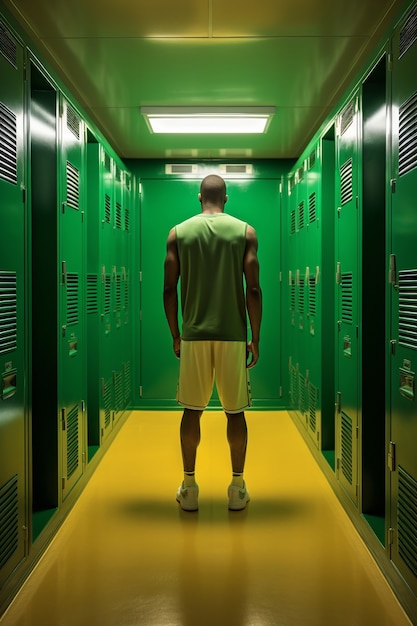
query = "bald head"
(199, 175, 227, 210)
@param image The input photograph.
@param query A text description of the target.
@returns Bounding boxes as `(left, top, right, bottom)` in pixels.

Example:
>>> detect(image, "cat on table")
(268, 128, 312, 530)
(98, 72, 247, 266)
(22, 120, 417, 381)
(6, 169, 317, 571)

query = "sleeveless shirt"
(176, 213, 248, 341)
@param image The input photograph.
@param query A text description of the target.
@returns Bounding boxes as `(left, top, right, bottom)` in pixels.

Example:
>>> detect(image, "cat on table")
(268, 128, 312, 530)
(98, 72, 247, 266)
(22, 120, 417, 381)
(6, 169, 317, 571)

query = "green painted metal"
(0, 18, 26, 588)
(334, 92, 360, 507)
(137, 169, 282, 410)
(389, 4, 417, 596)
(59, 96, 87, 501)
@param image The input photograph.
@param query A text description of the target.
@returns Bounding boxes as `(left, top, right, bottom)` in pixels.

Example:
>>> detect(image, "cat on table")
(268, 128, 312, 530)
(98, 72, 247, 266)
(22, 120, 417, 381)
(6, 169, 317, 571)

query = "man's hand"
(173, 336, 181, 359)
(246, 340, 259, 369)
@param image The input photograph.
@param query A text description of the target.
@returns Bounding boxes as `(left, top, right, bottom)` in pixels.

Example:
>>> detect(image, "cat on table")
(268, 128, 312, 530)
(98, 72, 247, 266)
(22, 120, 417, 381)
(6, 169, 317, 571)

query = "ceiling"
(2, 0, 408, 160)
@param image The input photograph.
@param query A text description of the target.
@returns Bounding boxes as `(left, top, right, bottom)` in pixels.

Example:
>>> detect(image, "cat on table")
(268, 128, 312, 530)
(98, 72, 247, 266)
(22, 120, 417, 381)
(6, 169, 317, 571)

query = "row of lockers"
(0, 19, 135, 601)
(283, 1, 417, 612)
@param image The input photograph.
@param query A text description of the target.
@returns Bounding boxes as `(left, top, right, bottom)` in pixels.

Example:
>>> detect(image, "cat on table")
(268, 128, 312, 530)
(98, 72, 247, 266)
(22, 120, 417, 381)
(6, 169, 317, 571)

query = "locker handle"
(1, 372, 17, 400)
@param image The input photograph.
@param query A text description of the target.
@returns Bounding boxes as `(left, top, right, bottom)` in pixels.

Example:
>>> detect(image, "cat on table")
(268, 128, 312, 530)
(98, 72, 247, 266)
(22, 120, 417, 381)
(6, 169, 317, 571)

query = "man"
(163, 174, 262, 511)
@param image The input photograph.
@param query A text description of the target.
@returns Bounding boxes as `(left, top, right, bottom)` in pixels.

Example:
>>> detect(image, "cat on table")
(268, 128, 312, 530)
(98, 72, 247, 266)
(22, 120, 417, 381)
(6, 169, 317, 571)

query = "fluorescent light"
(141, 107, 275, 134)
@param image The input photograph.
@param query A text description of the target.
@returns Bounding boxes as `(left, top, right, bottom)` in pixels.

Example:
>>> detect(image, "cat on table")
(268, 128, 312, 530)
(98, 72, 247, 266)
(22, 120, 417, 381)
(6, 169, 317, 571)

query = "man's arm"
(163, 227, 181, 358)
(243, 225, 262, 368)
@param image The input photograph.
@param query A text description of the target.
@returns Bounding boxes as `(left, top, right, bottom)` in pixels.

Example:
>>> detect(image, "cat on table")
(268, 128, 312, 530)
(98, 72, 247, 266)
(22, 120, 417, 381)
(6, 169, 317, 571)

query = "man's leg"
(180, 408, 203, 472)
(226, 411, 247, 474)
(226, 411, 250, 510)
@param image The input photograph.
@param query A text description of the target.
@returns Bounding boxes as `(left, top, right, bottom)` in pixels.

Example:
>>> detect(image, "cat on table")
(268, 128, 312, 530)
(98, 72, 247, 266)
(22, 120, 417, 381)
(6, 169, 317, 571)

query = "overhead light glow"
(141, 107, 275, 134)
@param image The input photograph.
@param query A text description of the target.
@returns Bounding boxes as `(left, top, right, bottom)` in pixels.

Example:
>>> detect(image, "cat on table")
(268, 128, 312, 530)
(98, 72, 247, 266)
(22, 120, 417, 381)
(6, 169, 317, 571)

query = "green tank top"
(176, 213, 248, 341)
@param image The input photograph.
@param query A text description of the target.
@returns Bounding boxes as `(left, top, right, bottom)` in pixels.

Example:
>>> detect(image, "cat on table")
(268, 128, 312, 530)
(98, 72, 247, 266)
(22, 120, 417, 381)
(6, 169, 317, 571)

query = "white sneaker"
(228, 481, 250, 510)
(176, 482, 199, 511)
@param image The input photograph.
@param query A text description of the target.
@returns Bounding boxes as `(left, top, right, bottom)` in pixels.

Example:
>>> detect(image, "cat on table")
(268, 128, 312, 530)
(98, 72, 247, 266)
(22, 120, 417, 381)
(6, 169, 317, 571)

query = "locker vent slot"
(104, 194, 111, 223)
(297, 201, 305, 230)
(124, 361, 132, 402)
(398, 465, 417, 577)
(290, 209, 296, 235)
(87, 274, 98, 314)
(307, 148, 316, 170)
(115, 201, 122, 229)
(66, 162, 80, 210)
(298, 373, 307, 414)
(340, 158, 353, 205)
(114, 370, 123, 411)
(0, 102, 17, 185)
(341, 412, 353, 484)
(66, 105, 81, 140)
(104, 275, 111, 316)
(0, 271, 17, 355)
(290, 275, 296, 311)
(124, 277, 129, 311)
(309, 276, 317, 318)
(104, 151, 111, 172)
(341, 272, 353, 324)
(289, 366, 298, 408)
(0, 21, 17, 68)
(398, 91, 417, 177)
(398, 269, 417, 350)
(309, 384, 318, 433)
(66, 404, 79, 479)
(124, 207, 130, 231)
(340, 99, 355, 135)
(66, 273, 79, 325)
(308, 192, 316, 224)
(399, 5, 417, 59)
(103, 378, 112, 429)
(115, 274, 121, 311)
(0, 474, 18, 569)
(298, 276, 305, 314)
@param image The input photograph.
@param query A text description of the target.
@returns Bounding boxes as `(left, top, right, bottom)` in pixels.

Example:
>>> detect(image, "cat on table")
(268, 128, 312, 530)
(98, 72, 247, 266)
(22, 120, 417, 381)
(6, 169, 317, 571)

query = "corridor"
(0, 411, 412, 626)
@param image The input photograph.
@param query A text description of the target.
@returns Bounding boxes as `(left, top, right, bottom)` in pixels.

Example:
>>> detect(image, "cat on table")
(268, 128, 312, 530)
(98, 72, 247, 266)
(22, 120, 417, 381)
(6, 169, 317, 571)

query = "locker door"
(0, 19, 26, 588)
(389, 4, 417, 596)
(335, 95, 360, 506)
(140, 177, 281, 406)
(59, 98, 86, 500)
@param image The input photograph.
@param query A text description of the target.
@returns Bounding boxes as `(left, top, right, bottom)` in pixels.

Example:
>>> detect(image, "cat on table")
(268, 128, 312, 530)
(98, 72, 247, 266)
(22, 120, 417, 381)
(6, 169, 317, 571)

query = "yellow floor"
(0, 411, 412, 626)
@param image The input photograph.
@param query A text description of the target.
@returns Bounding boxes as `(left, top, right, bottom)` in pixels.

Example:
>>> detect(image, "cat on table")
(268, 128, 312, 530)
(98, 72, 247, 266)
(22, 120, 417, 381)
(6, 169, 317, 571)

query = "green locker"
(59, 97, 86, 500)
(335, 93, 360, 506)
(139, 174, 281, 408)
(389, 2, 417, 596)
(0, 18, 26, 589)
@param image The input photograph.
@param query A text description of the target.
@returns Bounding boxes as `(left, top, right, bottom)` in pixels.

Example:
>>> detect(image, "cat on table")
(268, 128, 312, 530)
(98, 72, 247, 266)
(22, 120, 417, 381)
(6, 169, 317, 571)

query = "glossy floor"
(0, 411, 412, 626)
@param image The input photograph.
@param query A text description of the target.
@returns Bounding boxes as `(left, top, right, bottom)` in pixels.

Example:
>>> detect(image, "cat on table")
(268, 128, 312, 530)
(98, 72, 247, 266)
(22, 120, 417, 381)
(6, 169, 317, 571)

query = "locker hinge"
(317, 430, 320, 442)
(139, 271, 143, 282)
(390, 178, 397, 194)
(279, 271, 282, 282)
(140, 310, 142, 321)
(82, 400, 86, 413)
(101, 427, 104, 438)
(22, 186, 26, 204)
(388, 527, 394, 546)
(336, 391, 341, 413)
(336, 262, 341, 284)
(101, 265, 106, 283)
(139, 182, 142, 195)
(139, 386, 143, 397)
(388, 441, 396, 471)
(355, 196, 359, 209)
(389, 254, 397, 287)
(390, 339, 397, 355)
(62, 477, 66, 490)
(356, 425, 359, 439)
(82, 451, 86, 466)
(388, 53, 393, 72)
(279, 385, 283, 398)
(22, 525, 29, 547)
(61, 407, 66, 431)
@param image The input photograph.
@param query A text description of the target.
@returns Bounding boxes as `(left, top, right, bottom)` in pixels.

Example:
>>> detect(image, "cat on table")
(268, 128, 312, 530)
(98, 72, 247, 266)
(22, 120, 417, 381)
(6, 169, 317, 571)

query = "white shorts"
(177, 340, 251, 414)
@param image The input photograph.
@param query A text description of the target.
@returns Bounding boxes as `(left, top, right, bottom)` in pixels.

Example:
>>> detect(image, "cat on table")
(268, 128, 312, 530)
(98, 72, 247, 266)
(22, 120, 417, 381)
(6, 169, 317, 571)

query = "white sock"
(184, 471, 196, 487)
(231, 472, 244, 488)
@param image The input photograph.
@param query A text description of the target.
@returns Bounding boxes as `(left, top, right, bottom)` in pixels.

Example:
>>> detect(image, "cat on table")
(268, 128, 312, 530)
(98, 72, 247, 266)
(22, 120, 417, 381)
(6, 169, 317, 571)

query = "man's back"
(176, 212, 247, 342)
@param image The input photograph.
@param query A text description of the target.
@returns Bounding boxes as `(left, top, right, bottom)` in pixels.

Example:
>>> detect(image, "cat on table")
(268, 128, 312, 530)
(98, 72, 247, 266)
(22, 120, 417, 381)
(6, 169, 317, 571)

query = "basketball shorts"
(176, 340, 252, 414)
